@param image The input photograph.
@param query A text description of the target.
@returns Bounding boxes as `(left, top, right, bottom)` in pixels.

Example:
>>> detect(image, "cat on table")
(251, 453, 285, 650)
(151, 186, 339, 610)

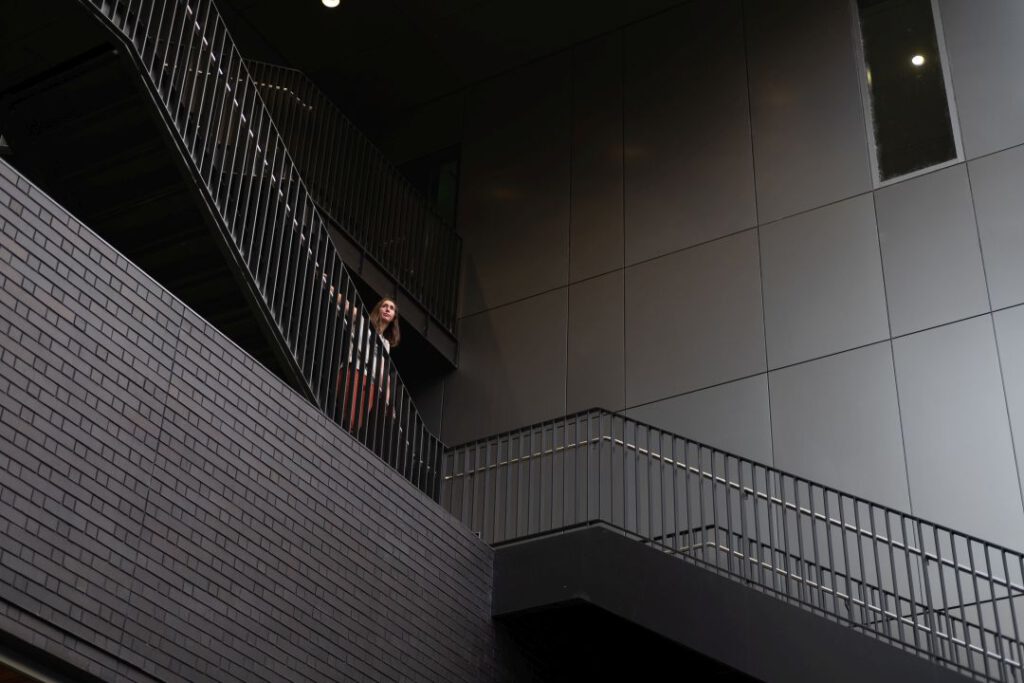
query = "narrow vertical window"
(855, 0, 960, 183)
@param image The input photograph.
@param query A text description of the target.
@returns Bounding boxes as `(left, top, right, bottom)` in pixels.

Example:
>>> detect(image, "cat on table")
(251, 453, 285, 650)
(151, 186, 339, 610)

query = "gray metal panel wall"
(444, 289, 569, 445)
(939, 0, 1024, 159)
(570, 32, 624, 283)
(457, 54, 572, 317)
(760, 195, 889, 369)
(745, 0, 872, 223)
(431, 0, 1024, 552)
(875, 165, 989, 337)
(969, 145, 1024, 310)
(769, 341, 909, 511)
(568, 271, 625, 414)
(892, 315, 1023, 548)
(623, 0, 756, 265)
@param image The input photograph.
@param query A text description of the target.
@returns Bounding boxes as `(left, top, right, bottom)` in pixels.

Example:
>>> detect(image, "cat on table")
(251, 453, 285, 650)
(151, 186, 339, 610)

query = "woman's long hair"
(368, 298, 401, 348)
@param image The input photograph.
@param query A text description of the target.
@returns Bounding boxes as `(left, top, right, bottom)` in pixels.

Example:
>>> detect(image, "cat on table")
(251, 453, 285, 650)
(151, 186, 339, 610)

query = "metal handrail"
(443, 408, 1024, 681)
(245, 60, 461, 331)
(77, 0, 444, 499)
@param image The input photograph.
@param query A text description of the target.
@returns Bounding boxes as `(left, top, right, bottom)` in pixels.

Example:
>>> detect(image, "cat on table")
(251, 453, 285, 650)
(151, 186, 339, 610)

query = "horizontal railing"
(443, 409, 1024, 682)
(78, 0, 443, 499)
(246, 60, 461, 331)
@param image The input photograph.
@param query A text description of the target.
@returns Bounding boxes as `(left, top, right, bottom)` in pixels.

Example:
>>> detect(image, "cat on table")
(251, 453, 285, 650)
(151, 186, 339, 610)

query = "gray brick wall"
(0, 159, 511, 682)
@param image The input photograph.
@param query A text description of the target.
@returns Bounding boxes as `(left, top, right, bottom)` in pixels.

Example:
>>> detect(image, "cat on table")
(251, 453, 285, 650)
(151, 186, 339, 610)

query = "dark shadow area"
(0, 629, 108, 683)
(0, 0, 288, 382)
(499, 601, 758, 681)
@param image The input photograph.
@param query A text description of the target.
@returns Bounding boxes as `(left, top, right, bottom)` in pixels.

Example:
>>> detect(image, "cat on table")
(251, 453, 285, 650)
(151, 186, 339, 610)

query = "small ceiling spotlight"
(322, 0, 340, 7)
(911, 54, 925, 66)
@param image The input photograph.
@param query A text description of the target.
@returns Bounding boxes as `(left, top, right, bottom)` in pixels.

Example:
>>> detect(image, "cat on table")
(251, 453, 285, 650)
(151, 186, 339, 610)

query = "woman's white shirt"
(348, 316, 390, 372)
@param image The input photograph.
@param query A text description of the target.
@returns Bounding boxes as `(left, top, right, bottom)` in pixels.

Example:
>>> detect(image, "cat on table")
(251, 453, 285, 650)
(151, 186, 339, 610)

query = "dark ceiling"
(217, 0, 686, 136)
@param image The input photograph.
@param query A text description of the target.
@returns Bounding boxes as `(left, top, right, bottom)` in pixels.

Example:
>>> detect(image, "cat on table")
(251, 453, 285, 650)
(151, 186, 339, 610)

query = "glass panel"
(857, 0, 958, 181)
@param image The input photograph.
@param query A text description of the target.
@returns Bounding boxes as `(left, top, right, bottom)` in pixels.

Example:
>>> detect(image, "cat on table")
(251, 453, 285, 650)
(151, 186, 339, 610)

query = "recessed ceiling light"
(322, 0, 340, 7)
(911, 54, 925, 66)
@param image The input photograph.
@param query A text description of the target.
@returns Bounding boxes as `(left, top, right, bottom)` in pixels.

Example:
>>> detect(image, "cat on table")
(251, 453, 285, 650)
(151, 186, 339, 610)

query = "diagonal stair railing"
(245, 60, 461, 332)
(75, 0, 443, 499)
(443, 408, 1024, 682)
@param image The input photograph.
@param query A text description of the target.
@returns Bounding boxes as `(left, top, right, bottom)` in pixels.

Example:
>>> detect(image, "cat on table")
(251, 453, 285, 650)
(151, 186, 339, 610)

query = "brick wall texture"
(0, 159, 512, 682)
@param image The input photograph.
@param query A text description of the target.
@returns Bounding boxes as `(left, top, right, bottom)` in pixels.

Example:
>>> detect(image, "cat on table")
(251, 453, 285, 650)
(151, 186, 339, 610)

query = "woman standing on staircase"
(337, 297, 401, 435)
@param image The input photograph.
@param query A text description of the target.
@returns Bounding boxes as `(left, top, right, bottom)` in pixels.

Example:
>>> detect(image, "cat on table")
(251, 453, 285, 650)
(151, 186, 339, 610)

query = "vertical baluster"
(749, 464, 766, 588)
(321, 264, 345, 415)
(833, 494, 855, 622)
(821, 490, 839, 615)
(301, 224, 329, 395)
(307, 76, 331, 203)
(351, 309, 371, 445)
(790, 479, 807, 605)
(290, 197, 317, 350)
(850, 501, 870, 627)
(431, 215, 444, 310)
(896, 515, 922, 653)
(868, 506, 893, 641)
(161, 0, 187, 104)
(148, 1, 174, 91)
(333, 276, 354, 428)
(273, 179, 303, 334)
(265, 163, 294, 312)
(303, 232, 331, 380)
(326, 108, 346, 220)
(1000, 550, 1022, 676)
(982, 543, 1009, 680)
(118, 0, 136, 33)
(489, 438, 501, 544)
(432, 436, 443, 501)
(252, 134, 284, 283)
(517, 427, 528, 538)
(723, 452, 736, 575)
(403, 180, 417, 288)
(965, 538, 992, 679)
(195, 15, 227, 180)
(180, 0, 209, 139)
(371, 153, 387, 255)
(244, 116, 276, 272)
(371, 346, 387, 455)
(880, 511, 908, 647)
(804, 482, 825, 612)
(414, 419, 426, 494)
(235, 89, 269, 253)
(708, 447, 722, 569)
(448, 238, 462, 329)
(382, 176, 398, 278)
(132, 0, 159, 51)
(931, 528, 958, 668)
(767, 471, 785, 595)
(401, 391, 415, 483)
(670, 434, 681, 555)
(338, 119, 358, 227)
(210, 47, 244, 212)
(915, 519, 941, 663)
(357, 137, 374, 242)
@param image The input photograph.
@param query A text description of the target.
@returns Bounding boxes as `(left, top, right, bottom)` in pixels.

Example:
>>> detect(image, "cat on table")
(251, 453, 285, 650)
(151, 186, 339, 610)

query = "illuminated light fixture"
(911, 54, 925, 66)
(322, 0, 340, 6)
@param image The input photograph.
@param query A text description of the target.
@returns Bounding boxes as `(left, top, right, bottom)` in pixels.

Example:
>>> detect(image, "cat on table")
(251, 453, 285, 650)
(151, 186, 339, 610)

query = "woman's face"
(379, 300, 396, 324)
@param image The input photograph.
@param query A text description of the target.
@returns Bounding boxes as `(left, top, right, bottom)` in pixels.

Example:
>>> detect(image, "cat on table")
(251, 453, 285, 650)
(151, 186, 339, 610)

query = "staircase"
(246, 60, 461, 345)
(1, 0, 445, 499)
(443, 409, 1024, 681)
(1, 47, 285, 375)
